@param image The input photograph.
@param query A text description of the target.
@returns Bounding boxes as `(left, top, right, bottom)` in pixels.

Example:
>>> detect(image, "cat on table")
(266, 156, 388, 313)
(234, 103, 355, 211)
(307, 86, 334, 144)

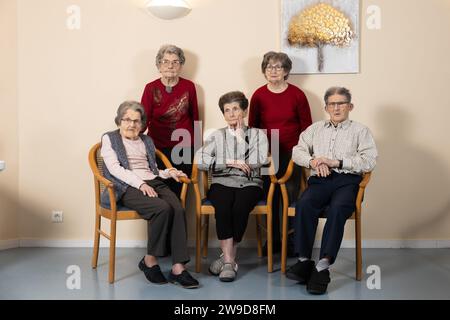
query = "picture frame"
(281, 0, 360, 74)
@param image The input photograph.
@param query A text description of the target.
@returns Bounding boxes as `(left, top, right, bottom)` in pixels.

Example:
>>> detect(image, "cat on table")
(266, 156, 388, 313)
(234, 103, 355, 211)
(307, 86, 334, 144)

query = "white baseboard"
(323, 239, 450, 248)
(8, 238, 450, 249)
(0, 239, 20, 250)
(18, 239, 146, 248)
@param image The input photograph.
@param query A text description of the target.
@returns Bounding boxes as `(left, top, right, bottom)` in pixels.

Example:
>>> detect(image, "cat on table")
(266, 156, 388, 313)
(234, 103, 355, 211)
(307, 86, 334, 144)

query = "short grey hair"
(324, 87, 352, 104)
(218, 91, 249, 114)
(261, 51, 292, 80)
(155, 44, 186, 67)
(114, 101, 147, 126)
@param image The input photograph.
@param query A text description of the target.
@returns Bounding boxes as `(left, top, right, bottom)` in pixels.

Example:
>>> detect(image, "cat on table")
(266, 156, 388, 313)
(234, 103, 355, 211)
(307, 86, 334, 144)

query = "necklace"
(161, 77, 179, 93)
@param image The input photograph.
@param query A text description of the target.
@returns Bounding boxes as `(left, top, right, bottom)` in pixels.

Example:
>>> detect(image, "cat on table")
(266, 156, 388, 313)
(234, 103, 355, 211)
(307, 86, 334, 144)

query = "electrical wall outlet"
(52, 210, 63, 223)
(0, 160, 5, 171)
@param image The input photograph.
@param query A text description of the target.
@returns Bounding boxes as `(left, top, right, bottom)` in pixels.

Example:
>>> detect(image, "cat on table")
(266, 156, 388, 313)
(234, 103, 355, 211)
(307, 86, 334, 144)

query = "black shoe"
(262, 241, 281, 256)
(168, 270, 200, 289)
(138, 257, 168, 284)
(286, 260, 315, 284)
(307, 268, 331, 295)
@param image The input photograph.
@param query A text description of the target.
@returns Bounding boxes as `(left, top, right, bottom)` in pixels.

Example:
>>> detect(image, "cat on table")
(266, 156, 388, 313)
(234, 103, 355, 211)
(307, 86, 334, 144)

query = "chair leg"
(109, 218, 117, 284)
(281, 210, 289, 274)
(195, 214, 202, 273)
(255, 215, 262, 258)
(91, 211, 101, 269)
(267, 213, 273, 273)
(202, 215, 209, 258)
(355, 216, 362, 281)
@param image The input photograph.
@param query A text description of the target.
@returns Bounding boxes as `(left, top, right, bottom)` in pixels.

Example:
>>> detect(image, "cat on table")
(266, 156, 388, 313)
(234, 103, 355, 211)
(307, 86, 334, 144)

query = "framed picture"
(281, 0, 360, 74)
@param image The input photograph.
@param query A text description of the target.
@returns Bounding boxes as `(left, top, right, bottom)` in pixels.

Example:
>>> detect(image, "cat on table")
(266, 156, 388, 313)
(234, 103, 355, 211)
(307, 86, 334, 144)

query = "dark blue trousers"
(294, 172, 362, 264)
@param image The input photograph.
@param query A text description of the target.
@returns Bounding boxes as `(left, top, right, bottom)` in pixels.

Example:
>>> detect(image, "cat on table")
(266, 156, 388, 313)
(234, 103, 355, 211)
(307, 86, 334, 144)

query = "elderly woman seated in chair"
(100, 101, 199, 289)
(195, 91, 269, 282)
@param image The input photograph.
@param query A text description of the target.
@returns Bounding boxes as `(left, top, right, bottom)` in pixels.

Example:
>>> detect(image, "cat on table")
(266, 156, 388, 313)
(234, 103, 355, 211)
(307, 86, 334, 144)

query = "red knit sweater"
(141, 77, 199, 148)
(249, 84, 312, 153)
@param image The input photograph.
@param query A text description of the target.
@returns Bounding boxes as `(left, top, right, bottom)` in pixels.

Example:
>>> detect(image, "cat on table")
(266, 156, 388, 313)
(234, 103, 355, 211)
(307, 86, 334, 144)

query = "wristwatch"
(338, 160, 343, 169)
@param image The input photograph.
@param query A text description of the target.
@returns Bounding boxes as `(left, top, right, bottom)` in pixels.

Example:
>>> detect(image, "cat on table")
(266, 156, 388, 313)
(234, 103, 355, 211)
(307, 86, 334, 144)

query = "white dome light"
(146, 0, 191, 20)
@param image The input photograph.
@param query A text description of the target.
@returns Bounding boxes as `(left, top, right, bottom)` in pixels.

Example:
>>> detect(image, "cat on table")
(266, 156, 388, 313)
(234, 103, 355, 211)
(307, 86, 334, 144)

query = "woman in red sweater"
(141, 44, 199, 197)
(249, 51, 312, 256)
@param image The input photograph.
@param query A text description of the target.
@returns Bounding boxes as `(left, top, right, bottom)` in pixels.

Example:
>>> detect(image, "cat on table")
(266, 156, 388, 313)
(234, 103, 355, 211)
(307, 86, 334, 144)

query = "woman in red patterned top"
(141, 44, 199, 197)
(249, 51, 312, 257)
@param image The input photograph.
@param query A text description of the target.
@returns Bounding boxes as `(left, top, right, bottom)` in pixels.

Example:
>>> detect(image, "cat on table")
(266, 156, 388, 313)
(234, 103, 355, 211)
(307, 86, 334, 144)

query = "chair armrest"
(92, 171, 114, 188)
(269, 174, 278, 184)
(155, 149, 192, 185)
(190, 160, 199, 184)
(355, 172, 372, 214)
(356, 172, 372, 199)
(359, 172, 372, 188)
(179, 176, 192, 184)
(277, 159, 295, 184)
(92, 171, 119, 211)
(279, 163, 309, 212)
(155, 149, 173, 169)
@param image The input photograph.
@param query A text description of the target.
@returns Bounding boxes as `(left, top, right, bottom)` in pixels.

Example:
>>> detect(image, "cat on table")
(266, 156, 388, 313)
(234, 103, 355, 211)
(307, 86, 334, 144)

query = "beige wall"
(0, 0, 19, 246)
(5, 0, 450, 246)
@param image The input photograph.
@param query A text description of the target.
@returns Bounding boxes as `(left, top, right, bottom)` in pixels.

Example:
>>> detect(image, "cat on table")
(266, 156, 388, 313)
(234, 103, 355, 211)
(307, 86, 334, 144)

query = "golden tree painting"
(288, 3, 354, 72)
(282, 1, 359, 74)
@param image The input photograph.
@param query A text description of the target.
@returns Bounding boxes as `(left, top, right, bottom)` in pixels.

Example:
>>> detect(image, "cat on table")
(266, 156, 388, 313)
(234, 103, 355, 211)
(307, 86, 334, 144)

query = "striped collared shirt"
(292, 119, 378, 176)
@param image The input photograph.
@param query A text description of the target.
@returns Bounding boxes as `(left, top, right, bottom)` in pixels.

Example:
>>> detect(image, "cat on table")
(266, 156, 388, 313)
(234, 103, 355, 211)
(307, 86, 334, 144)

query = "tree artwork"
(288, 3, 354, 72)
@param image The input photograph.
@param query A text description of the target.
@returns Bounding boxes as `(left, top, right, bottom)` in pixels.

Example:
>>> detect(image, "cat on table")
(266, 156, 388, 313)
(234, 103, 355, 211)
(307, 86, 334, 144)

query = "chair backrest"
(88, 143, 106, 207)
(96, 146, 106, 193)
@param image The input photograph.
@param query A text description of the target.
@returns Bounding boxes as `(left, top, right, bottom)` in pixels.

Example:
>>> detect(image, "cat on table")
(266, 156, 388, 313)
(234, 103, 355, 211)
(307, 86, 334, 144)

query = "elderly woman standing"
(141, 44, 199, 197)
(196, 91, 269, 282)
(101, 101, 199, 289)
(249, 51, 312, 257)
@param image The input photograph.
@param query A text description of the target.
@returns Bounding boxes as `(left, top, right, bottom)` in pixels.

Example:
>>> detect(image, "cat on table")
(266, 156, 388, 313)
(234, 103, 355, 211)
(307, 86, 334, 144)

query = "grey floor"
(1, 247, 449, 300)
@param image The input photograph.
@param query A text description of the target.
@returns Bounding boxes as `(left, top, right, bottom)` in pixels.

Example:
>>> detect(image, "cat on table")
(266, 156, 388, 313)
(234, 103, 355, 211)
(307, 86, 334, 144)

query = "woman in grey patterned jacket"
(195, 91, 269, 282)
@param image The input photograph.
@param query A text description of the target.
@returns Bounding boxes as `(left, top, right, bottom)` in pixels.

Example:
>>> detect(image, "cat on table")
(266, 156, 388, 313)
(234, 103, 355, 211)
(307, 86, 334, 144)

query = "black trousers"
(121, 178, 190, 265)
(263, 151, 302, 245)
(208, 184, 263, 243)
(294, 172, 362, 264)
(157, 146, 193, 198)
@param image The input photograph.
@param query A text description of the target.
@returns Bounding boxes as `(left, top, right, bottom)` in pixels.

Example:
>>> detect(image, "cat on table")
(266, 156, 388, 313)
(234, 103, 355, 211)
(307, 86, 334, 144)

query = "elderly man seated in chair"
(287, 87, 378, 295)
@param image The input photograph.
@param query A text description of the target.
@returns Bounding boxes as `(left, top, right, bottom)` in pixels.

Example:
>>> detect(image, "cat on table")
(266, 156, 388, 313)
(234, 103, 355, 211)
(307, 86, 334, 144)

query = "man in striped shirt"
(287, 87, 378, 295)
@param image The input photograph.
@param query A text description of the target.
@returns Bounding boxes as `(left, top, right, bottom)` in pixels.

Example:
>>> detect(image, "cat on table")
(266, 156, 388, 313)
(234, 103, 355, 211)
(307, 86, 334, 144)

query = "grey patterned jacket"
(195, 126, 269, 189)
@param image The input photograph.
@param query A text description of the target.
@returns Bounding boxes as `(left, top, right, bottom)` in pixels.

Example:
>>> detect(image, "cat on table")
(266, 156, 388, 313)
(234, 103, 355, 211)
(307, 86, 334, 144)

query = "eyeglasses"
(326, 101, 350, 108)
(265, 64, 283, 72)
(160, 59, 181, 67)
(121, 118, 142, 125)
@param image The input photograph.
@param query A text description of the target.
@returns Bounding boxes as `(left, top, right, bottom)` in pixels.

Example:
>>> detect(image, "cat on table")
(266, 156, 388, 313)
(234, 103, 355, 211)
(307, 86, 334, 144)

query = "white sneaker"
(219, 262, 238, 282)
(208, 253, 225, 276)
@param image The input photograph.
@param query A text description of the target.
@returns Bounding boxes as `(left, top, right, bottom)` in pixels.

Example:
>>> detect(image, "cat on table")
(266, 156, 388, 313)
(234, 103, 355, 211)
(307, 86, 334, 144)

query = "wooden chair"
(88, 142, 190, 283)
(191, 157, 278, 273)
(279, 159, 372, 281)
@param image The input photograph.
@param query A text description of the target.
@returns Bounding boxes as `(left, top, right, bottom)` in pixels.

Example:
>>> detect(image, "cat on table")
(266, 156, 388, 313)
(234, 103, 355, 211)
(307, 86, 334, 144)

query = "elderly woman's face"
(119, 109, 142, 140)
(264, 59, 288, 83)
(158, 53, 182, 79)
(223, 102, 246, 128)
